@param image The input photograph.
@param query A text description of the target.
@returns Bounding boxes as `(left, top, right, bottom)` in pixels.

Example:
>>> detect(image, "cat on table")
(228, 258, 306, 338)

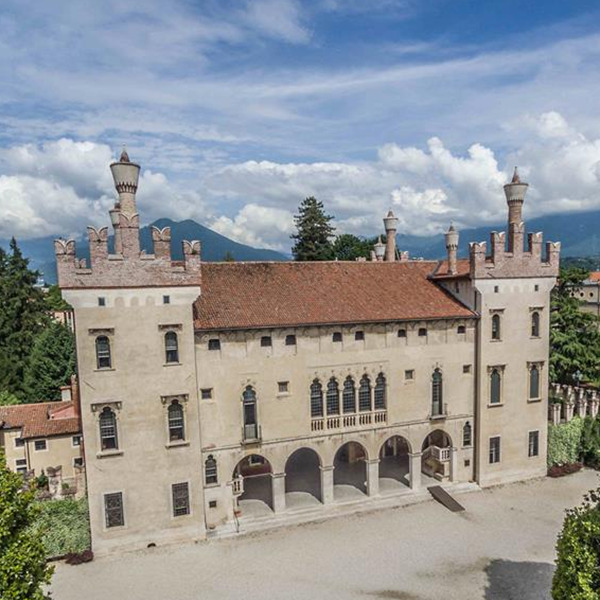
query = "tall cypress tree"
(0, 239, 48, 399)
(25, 321, 76, 403)
(291, 197, 336, 261)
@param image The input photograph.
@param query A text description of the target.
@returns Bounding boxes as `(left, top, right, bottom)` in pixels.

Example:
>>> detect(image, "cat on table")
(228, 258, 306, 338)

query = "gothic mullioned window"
(491, 314, 501, 341)
(490, 369, 502, 404)
(374, 373, 386, 410)
(99, 407, 118, 451)
(165, 331, 179, 363)
(95, 335, 111, 369)
(358, 375, 371, 412)
(463, 422, 472, 447)
(310, 379, 323, 417)
(242, 386, 259, 440)
(168, 400, 185, 442)
(531, 312, 540, 337)
(342, 376, 356, 414)
(172, 482, 190, 517)
(326, 378, 340, 415)
(205, 455, 218, 485)
(431, 369, 443, 416)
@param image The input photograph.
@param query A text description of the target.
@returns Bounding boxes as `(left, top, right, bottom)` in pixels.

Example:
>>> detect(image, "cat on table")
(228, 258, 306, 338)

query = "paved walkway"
(51, 469, 600, 600)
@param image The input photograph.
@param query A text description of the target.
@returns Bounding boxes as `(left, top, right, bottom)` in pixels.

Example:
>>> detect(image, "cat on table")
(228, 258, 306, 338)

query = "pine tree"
(550, 267, 600, 385)
(291, 197, 335, 261)
(0, 239, 48, 399)
(0, 450, 54, 599)
(25, 321, 76, 403)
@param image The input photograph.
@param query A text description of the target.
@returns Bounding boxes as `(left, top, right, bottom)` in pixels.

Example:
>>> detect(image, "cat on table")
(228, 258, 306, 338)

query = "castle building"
(55, 155, 560, 556)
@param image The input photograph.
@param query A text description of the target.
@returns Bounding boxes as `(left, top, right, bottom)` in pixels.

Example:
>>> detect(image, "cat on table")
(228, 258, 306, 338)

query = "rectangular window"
(397, 329, 406, 338)
(208, 339, 221, 351)
(354, 331, 364, 341)
(489, 437, 501, 464)
(285, 334, 296, 346)
(463, 365, 472, 374)
(72, 435, 81, 447)
(260, 336, 272, 347)
(332, 332, 343, 343)
(14, 437, 24, 448)
(98, 297, 106, 306)
(418, 328, 427, 337)
(73, 457, 84, 468)
(163, 295, 170, 304)
(34, 440, 47, 451)
(104, 492, 124, 528)
(457, 325, 466, 334)
(209, 500, 217, 509)
(172, 482, 190, 517)
(528, 431, 540, 457)
(15, 458, 27, 474)
(278, 381, 289, 394)
(201, 388, 213, 400)
(405, 369, 414, 380)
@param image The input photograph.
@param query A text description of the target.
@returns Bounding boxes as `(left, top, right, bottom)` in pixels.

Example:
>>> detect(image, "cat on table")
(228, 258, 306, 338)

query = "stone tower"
(445, 223, 459, 275)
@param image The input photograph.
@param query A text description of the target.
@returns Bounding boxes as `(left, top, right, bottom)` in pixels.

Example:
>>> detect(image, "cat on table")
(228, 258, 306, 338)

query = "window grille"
(205, 455, 218, 485)
(374, 373, 386, 410)
(168, 401, 185, 442)
(489, 437, 501, 464)
(310, 380, 323, 417)
(172, 482, 190, 517)
(96, 336, 111, 369)
(342, 376, 356, 414)
(104, 492, 124, 528)
(326, 378, 340, 415)
(99, 407, 118, 451)
(165, 331, 179, 363)
(358, 375, 371, 412)
(431, 369, 443, 415)
(528, 431, 539, 457)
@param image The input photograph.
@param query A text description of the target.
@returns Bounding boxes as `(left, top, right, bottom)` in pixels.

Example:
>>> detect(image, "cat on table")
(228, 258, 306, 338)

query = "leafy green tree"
(291, 197, 335, 261)
(550, 267, 600, 385)
(43, 285, 71, 312)
(24, 321, 76, 403)
(0, 390, 19, 406)
(0, 450, 54, 599)
(0, 240, 48, 399)
(332, 234, 375, 261)
(553, 487, 600, 599)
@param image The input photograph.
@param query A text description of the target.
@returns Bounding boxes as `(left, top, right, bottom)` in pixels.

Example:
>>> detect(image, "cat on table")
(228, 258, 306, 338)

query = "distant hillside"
(4, 209, 600, 284)
(1, 219, 288, 284)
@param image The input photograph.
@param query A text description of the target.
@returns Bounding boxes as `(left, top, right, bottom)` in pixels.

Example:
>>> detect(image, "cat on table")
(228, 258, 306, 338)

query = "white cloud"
(240, 0, 310, 44)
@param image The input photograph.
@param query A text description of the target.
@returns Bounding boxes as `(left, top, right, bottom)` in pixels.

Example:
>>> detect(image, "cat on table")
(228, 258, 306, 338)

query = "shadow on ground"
(484, 559, 554, 599)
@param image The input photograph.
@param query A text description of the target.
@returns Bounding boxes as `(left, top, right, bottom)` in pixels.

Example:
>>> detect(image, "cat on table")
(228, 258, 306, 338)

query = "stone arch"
(333, 441, 368, 495)
(421, 429, 453, 482)
(284, 447, 322, 503)
(232, 454, 273, 511)
(378, 435, 411, 489)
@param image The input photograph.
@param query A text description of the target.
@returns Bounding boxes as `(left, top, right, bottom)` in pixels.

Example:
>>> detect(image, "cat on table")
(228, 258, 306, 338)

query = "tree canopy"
(332, 234, 377, 262)
(550, 267, 600, 385)
(0, 450, 53, 599)
(291, 197, 335, 261)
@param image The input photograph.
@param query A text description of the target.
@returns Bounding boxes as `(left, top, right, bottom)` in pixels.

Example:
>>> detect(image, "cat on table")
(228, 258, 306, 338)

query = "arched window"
(359, 375, 371, 412)
(165, 331, 179, 363)
(310, 379, 323, 418)
(168, 400, 185, 442)
(205, 455, 218, 485)
(431, 369, 443, 416)
(99, 407, 118, 451)
(490, 369, 501, 404)
(96, 336, 112, 369)
(463, 422, 472, 447)
(342, 376, 356, 414)
(531, 312, 540, 337)
(491, 314, 501, 341)
(374, 373, 386, 410)
(326, 378, 340, 415)
(242, 386, 258, 440)
(529, 365, 540, 399)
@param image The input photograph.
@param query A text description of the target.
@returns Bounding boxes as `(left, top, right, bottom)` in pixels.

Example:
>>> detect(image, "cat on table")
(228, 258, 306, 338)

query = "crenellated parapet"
(54, 152, 201, 290)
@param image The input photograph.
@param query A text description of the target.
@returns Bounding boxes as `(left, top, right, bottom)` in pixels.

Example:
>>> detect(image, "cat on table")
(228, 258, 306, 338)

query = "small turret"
(504, 167, 528, 253)
(373, 236, 385, 261)
(110, 148, 141, 217)
(383, 210, 399, 262)
(445, 223, 459, 275)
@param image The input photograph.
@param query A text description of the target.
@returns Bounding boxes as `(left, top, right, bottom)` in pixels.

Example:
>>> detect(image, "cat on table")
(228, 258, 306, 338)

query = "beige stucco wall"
(196, 318, 477, 528)
(63, 285, 205, 557)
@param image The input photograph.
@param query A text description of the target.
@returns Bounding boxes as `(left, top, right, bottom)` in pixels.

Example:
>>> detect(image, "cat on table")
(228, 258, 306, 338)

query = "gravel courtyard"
(51, 469, 599, 600)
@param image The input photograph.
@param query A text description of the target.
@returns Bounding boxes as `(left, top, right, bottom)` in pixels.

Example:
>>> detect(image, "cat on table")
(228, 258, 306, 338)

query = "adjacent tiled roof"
(0, 401, 80, 439)
(587, 272, 600, 283)
(430, 259, 471, 279)
(194, 261, 475, 331)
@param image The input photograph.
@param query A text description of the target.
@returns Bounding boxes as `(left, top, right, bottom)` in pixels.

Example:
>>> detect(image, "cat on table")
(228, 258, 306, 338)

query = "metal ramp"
(427, 485, 465, 512)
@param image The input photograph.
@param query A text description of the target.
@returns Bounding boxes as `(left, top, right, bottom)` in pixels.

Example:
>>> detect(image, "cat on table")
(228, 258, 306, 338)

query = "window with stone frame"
(463, 422, 472, 447)
(205, 455, 218, 485)
(491, 314, 501, 341)
(529, 364, 541, 400)
(431, 369, 443, 416)
(172, 482, 190, 517)
(489, 436, 501, 464)
(490, 368, 502, 405)
(358, 375, 371, 412)
(34, 440, 47, 451)
(242, 386, 259, 440)
(374, 373, 386, 410)
(99, 407, 118, 451)
(528, 431, 539, 457)
(342, 376, 356, 414)
(168, 400, 185, 442)
(95, 335, 112, 369)
(310, 379, 324, 417)
(531, 311, 541, 338)
(326, 378, 340, 415)
(104, 492, 124, 528)
(164, 331, 179, 363)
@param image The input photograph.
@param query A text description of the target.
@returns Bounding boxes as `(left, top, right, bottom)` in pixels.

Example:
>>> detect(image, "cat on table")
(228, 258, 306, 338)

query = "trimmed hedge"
(547, 416, 584, 468)
(29, 498, 90, 558)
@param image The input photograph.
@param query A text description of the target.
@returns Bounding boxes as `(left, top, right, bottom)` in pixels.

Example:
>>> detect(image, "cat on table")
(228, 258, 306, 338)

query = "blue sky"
(2, 0, 600, 250)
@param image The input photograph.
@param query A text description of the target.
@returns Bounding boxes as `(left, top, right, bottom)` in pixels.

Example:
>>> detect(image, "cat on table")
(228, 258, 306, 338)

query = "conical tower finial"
(119, 146, 130, 163)
(511, 166, 520, 184)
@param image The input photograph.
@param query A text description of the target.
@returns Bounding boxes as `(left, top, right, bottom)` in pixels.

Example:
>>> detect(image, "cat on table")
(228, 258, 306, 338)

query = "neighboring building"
(55, 154, 560, 556)
(0, 381, 83, 484)
(569, 271, 600, 318)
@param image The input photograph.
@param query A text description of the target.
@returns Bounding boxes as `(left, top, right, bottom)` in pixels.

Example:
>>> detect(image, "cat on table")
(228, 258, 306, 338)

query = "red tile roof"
(430, 259, 471, 279)
(588, 272, 600, 283)
(0, 402, 80, 439)
(194, 261, 475, 331)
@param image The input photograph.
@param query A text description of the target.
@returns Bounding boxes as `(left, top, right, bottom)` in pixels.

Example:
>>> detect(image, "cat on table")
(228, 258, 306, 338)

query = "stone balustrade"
(549, 383, 600, 424)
